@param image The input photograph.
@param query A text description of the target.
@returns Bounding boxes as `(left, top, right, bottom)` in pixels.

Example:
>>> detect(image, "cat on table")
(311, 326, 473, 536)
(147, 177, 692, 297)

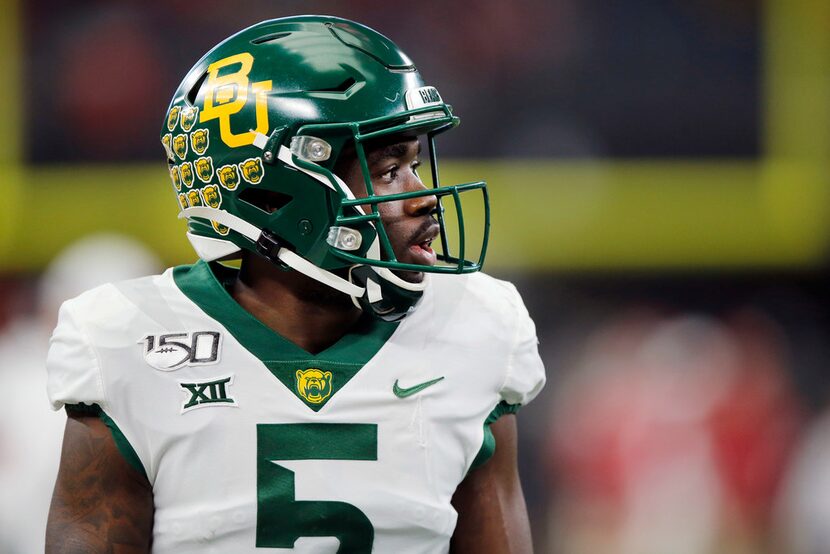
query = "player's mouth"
(407, 223, 439, 267)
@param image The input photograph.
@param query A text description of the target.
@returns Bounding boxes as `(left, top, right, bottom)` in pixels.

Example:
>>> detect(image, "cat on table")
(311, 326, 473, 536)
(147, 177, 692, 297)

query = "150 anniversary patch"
(140, 331, 222, 371)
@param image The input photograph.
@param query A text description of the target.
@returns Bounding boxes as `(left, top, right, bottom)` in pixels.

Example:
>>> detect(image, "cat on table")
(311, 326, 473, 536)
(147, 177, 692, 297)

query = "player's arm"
(46, 409, 154, 554)
(449, 414, 533, 554)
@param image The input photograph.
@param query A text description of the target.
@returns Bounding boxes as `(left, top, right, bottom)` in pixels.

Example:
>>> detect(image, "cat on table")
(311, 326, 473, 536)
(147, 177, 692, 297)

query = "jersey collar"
(173, 260, 399, 411)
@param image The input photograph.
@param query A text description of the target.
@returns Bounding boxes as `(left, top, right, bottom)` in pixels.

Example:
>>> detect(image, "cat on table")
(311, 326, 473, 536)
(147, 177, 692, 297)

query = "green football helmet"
(162, 15, 489, 320)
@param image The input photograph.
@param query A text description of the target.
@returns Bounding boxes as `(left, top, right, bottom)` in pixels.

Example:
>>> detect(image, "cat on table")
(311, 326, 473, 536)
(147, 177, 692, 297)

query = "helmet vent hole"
(251, 32, 293, 45)
(186, 71, 209, 106)
(310, 77, 356, 93)
(239, 189, 292, 214)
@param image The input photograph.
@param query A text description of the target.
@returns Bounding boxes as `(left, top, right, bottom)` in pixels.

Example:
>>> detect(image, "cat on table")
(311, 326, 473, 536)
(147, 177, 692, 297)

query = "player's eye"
(378, 164, 398, 183)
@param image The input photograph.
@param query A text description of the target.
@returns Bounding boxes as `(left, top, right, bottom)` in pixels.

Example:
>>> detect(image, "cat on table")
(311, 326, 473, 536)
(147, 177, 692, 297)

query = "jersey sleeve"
(46, 300, 106, 411)
(500, 283, 546, 407)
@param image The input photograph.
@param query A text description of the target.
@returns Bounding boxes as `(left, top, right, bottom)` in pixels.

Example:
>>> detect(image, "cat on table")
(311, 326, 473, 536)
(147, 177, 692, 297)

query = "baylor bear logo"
(161, 133, 174, 159)
(295, 368, 333, 405)
(186, 189, 202, 207)
(169, 166, 181, 192)
(239, 158, 264, 184)
(177, 193, 188, 210)
(195, 156, 214, 183)
(191, 129, 209, 155)
(201, 184, 229, 235)
(180, 162, 195, 188)
(173, 134, 188, 160)
(166, 106, 181, 132)
(180, 106, 198, 132)
(201, 184, 221, 209)
(211, 220, 229, 236)
(217, 164, 240, 190)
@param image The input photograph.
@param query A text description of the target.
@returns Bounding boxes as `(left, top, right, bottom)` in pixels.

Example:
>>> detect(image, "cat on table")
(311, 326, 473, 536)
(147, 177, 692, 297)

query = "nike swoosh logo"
(393, 376, 445, 398)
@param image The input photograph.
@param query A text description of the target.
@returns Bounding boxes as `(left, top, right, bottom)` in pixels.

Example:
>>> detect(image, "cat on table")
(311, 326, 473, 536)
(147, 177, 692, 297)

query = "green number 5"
(256, 423, 377, 552)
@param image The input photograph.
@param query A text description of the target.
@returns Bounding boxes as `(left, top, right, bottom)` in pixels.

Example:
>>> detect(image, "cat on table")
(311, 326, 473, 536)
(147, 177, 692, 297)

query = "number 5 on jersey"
(257, 423, 377, 552)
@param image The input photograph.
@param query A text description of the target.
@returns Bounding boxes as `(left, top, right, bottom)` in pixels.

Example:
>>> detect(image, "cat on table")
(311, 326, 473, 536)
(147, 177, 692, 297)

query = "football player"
(46, 16, 545, 553)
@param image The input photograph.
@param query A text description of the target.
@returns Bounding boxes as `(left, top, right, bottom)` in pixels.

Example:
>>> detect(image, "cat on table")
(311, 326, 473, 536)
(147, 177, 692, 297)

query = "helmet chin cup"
(349, 266, 425, 322)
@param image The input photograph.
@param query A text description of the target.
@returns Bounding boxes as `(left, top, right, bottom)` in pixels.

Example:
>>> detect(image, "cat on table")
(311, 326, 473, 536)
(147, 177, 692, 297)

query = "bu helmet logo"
(217, 164, 240, 190)
(296, 368, 333, 405)
(239, 157, 264, 184)
(191, 128, 210, 155)
(200, 52, 273, 148)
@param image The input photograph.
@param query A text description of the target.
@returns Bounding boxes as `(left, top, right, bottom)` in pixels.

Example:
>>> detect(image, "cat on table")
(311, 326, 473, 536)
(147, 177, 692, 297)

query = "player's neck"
(230, 255, 362, 355)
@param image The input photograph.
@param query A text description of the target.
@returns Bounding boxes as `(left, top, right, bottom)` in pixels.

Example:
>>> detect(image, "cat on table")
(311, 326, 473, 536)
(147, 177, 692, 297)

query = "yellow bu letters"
(200, 53, 272, 148)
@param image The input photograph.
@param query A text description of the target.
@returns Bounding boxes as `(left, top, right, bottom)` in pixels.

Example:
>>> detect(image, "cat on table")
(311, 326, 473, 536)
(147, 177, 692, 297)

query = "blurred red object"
(546, 308, 803, 552)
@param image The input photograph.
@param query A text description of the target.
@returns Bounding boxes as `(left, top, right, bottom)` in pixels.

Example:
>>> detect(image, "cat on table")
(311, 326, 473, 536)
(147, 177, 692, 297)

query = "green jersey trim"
(65, 403, 147, 479)
(469, 401, 521, 471)
(172, 261, 399, 411)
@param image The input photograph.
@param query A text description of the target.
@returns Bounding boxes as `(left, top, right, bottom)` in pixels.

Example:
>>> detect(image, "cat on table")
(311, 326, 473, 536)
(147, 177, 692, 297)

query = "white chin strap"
(178, 206, 364, 298)
(364, 239, 428, 293)
(180, 141, 429, 306)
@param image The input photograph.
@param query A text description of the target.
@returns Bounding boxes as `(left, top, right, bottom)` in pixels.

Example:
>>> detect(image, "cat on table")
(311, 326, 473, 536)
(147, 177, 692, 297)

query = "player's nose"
(403, 175, 438, 217)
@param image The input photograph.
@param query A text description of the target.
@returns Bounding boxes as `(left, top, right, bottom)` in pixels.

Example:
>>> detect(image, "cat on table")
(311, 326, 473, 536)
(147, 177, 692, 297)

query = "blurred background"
(1, 0, 829, 552)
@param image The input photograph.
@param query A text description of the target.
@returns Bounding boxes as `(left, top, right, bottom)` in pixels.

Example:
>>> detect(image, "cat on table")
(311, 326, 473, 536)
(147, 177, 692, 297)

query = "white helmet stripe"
(180, 206, 260, 241)
(277, 146, 357, 200)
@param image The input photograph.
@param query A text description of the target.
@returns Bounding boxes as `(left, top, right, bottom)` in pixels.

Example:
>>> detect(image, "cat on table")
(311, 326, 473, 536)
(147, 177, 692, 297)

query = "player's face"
(335, 137, 439, 282)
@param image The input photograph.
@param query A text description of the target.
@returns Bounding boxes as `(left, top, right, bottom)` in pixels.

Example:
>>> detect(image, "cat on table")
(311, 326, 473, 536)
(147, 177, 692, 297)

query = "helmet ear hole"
(186, 71, 209, 106)
(238, 188, 292, 214)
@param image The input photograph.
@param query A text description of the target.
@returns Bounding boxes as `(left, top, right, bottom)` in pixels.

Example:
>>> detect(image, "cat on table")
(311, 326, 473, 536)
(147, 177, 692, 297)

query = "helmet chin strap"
(267, 140, 430, 295)
(181, 142, 429, 310)
(178, 207, 364, 298)
(362, 239, 429, 292)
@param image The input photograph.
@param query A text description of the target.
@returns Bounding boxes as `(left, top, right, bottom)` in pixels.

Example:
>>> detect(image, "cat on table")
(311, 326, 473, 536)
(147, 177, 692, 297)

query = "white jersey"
(47, 261, 545, 553)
